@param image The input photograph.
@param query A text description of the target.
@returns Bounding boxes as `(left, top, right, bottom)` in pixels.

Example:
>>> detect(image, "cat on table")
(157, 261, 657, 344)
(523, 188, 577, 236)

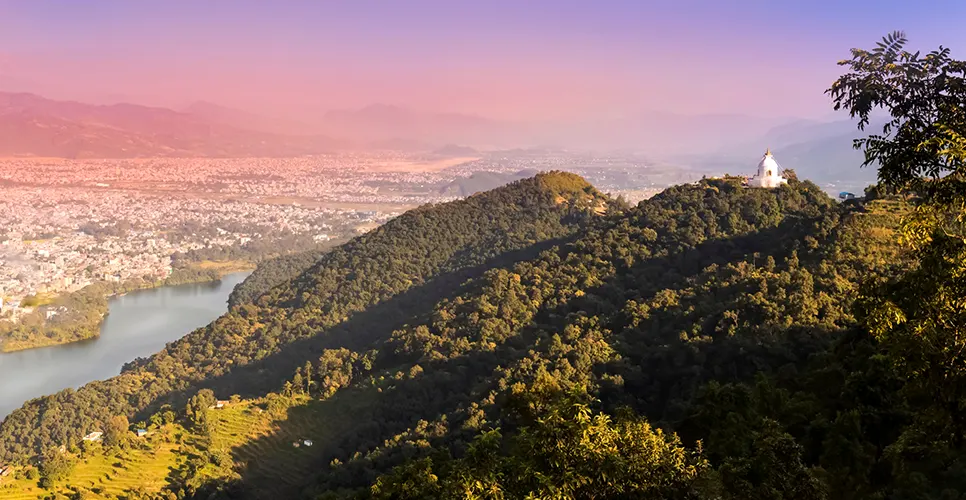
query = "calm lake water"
(0, 272, 250, 419)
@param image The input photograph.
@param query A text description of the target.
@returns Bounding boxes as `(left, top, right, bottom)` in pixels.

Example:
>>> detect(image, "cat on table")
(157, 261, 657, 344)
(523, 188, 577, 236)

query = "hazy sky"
(1, 0, 964, 121)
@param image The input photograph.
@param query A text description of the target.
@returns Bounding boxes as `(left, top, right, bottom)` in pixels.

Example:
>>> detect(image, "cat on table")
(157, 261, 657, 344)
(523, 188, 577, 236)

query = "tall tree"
(38, 447, 75, 489)
(829, 32, 966, 492)
(186, 389, 216, 429)
(103, 415, 130, 448)
(828, 30, 966, 242)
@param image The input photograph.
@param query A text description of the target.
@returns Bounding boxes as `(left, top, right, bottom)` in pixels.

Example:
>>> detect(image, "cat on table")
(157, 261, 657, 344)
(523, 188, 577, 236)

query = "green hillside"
(299, 178, 910, 499)
(227, 248, 331, 307)
(0, 172, 913, 499)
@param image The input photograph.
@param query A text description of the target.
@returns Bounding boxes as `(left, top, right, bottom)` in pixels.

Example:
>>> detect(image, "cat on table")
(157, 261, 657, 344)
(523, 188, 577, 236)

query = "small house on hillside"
(83, 431, 103, 442)
(210, 400, 231, 410)
(136, 429, 148, 438)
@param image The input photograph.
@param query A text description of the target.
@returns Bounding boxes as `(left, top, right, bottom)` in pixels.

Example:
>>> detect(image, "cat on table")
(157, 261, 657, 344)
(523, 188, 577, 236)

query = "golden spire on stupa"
(765, 147, 771, 156)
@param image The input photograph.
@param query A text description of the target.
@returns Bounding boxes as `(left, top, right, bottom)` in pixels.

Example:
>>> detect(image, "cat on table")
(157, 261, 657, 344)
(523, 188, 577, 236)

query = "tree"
(103, 415, 130, 448)
(303, 360, 313, 394)
(39, 447, 76, 486)
(828, 30, 966, 242)
(265, 392, 288, 418)
(716, 420, 827, 500)
(370, 457, 443, 499)
(829, 32, 966, 481)
(292, 369, 304, 395)
(161, 405, 177, 425)
(863, 182, 895, 201)
(186, 389, 216, 429)
(830, 34, 966, 398)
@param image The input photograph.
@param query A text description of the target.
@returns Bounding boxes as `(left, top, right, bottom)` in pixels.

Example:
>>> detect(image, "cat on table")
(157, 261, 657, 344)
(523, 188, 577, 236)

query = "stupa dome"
(749, 148, 788, 188)
(758, 149, 780, 178)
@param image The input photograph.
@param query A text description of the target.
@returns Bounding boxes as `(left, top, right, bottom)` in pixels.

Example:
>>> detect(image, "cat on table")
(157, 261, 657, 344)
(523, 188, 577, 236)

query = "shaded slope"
(227, 248, 332, 308)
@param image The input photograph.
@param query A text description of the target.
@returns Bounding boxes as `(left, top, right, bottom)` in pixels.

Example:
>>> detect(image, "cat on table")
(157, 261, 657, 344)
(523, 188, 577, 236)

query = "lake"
(0, 272, 250, 419)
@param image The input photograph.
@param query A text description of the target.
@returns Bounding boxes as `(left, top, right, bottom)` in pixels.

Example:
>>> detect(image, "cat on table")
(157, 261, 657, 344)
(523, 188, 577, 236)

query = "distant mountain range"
(181, 100, 313, 136)
(0, 92, 344, 158)
(0, 90, 883, 181)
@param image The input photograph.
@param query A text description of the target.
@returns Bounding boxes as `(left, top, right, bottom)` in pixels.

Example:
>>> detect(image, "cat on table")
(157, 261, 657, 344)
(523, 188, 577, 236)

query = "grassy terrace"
(0, 435, 180, 499)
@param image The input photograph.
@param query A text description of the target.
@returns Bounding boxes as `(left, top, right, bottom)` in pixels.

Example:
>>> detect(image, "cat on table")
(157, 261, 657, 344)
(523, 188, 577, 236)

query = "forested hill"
(0, 172, 609, 461)
(0, 173, 913, 499)
(231, 172, 605, 309)
(298, 178, 908, 498)
(266, 171, 608, 313)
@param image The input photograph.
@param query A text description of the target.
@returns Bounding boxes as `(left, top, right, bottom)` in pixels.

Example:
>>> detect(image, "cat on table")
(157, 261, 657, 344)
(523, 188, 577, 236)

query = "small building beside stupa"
(748, 149, 788, 188)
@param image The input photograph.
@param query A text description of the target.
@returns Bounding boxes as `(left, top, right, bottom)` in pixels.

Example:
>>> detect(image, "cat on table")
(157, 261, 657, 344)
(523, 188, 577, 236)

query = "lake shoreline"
(0, 263, 254, 353)
(0, 271, 252, 419)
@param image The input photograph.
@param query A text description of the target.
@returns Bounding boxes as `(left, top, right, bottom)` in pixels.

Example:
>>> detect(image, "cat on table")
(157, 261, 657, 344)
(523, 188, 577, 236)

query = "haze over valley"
(0, 89, 877, 184)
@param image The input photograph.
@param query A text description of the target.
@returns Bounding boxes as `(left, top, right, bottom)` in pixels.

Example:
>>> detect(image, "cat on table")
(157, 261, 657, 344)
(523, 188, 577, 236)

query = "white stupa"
(749, 148, 788, 188)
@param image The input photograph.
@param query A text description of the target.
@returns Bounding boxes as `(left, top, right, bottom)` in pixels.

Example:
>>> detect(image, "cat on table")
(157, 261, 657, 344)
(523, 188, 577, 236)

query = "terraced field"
(0, 397, 325, 499)
(209, 401, 275, 452)
(0, 438, 181, 499)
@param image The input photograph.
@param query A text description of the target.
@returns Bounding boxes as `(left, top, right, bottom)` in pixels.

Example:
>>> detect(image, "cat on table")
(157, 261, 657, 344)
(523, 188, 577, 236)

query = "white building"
(82, 431, 103, 442)
(749, 149, 788, 188)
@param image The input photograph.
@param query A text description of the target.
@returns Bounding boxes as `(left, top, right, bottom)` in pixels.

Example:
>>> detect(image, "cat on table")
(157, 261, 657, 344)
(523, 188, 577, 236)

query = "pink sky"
(1, 1, 964, 122)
